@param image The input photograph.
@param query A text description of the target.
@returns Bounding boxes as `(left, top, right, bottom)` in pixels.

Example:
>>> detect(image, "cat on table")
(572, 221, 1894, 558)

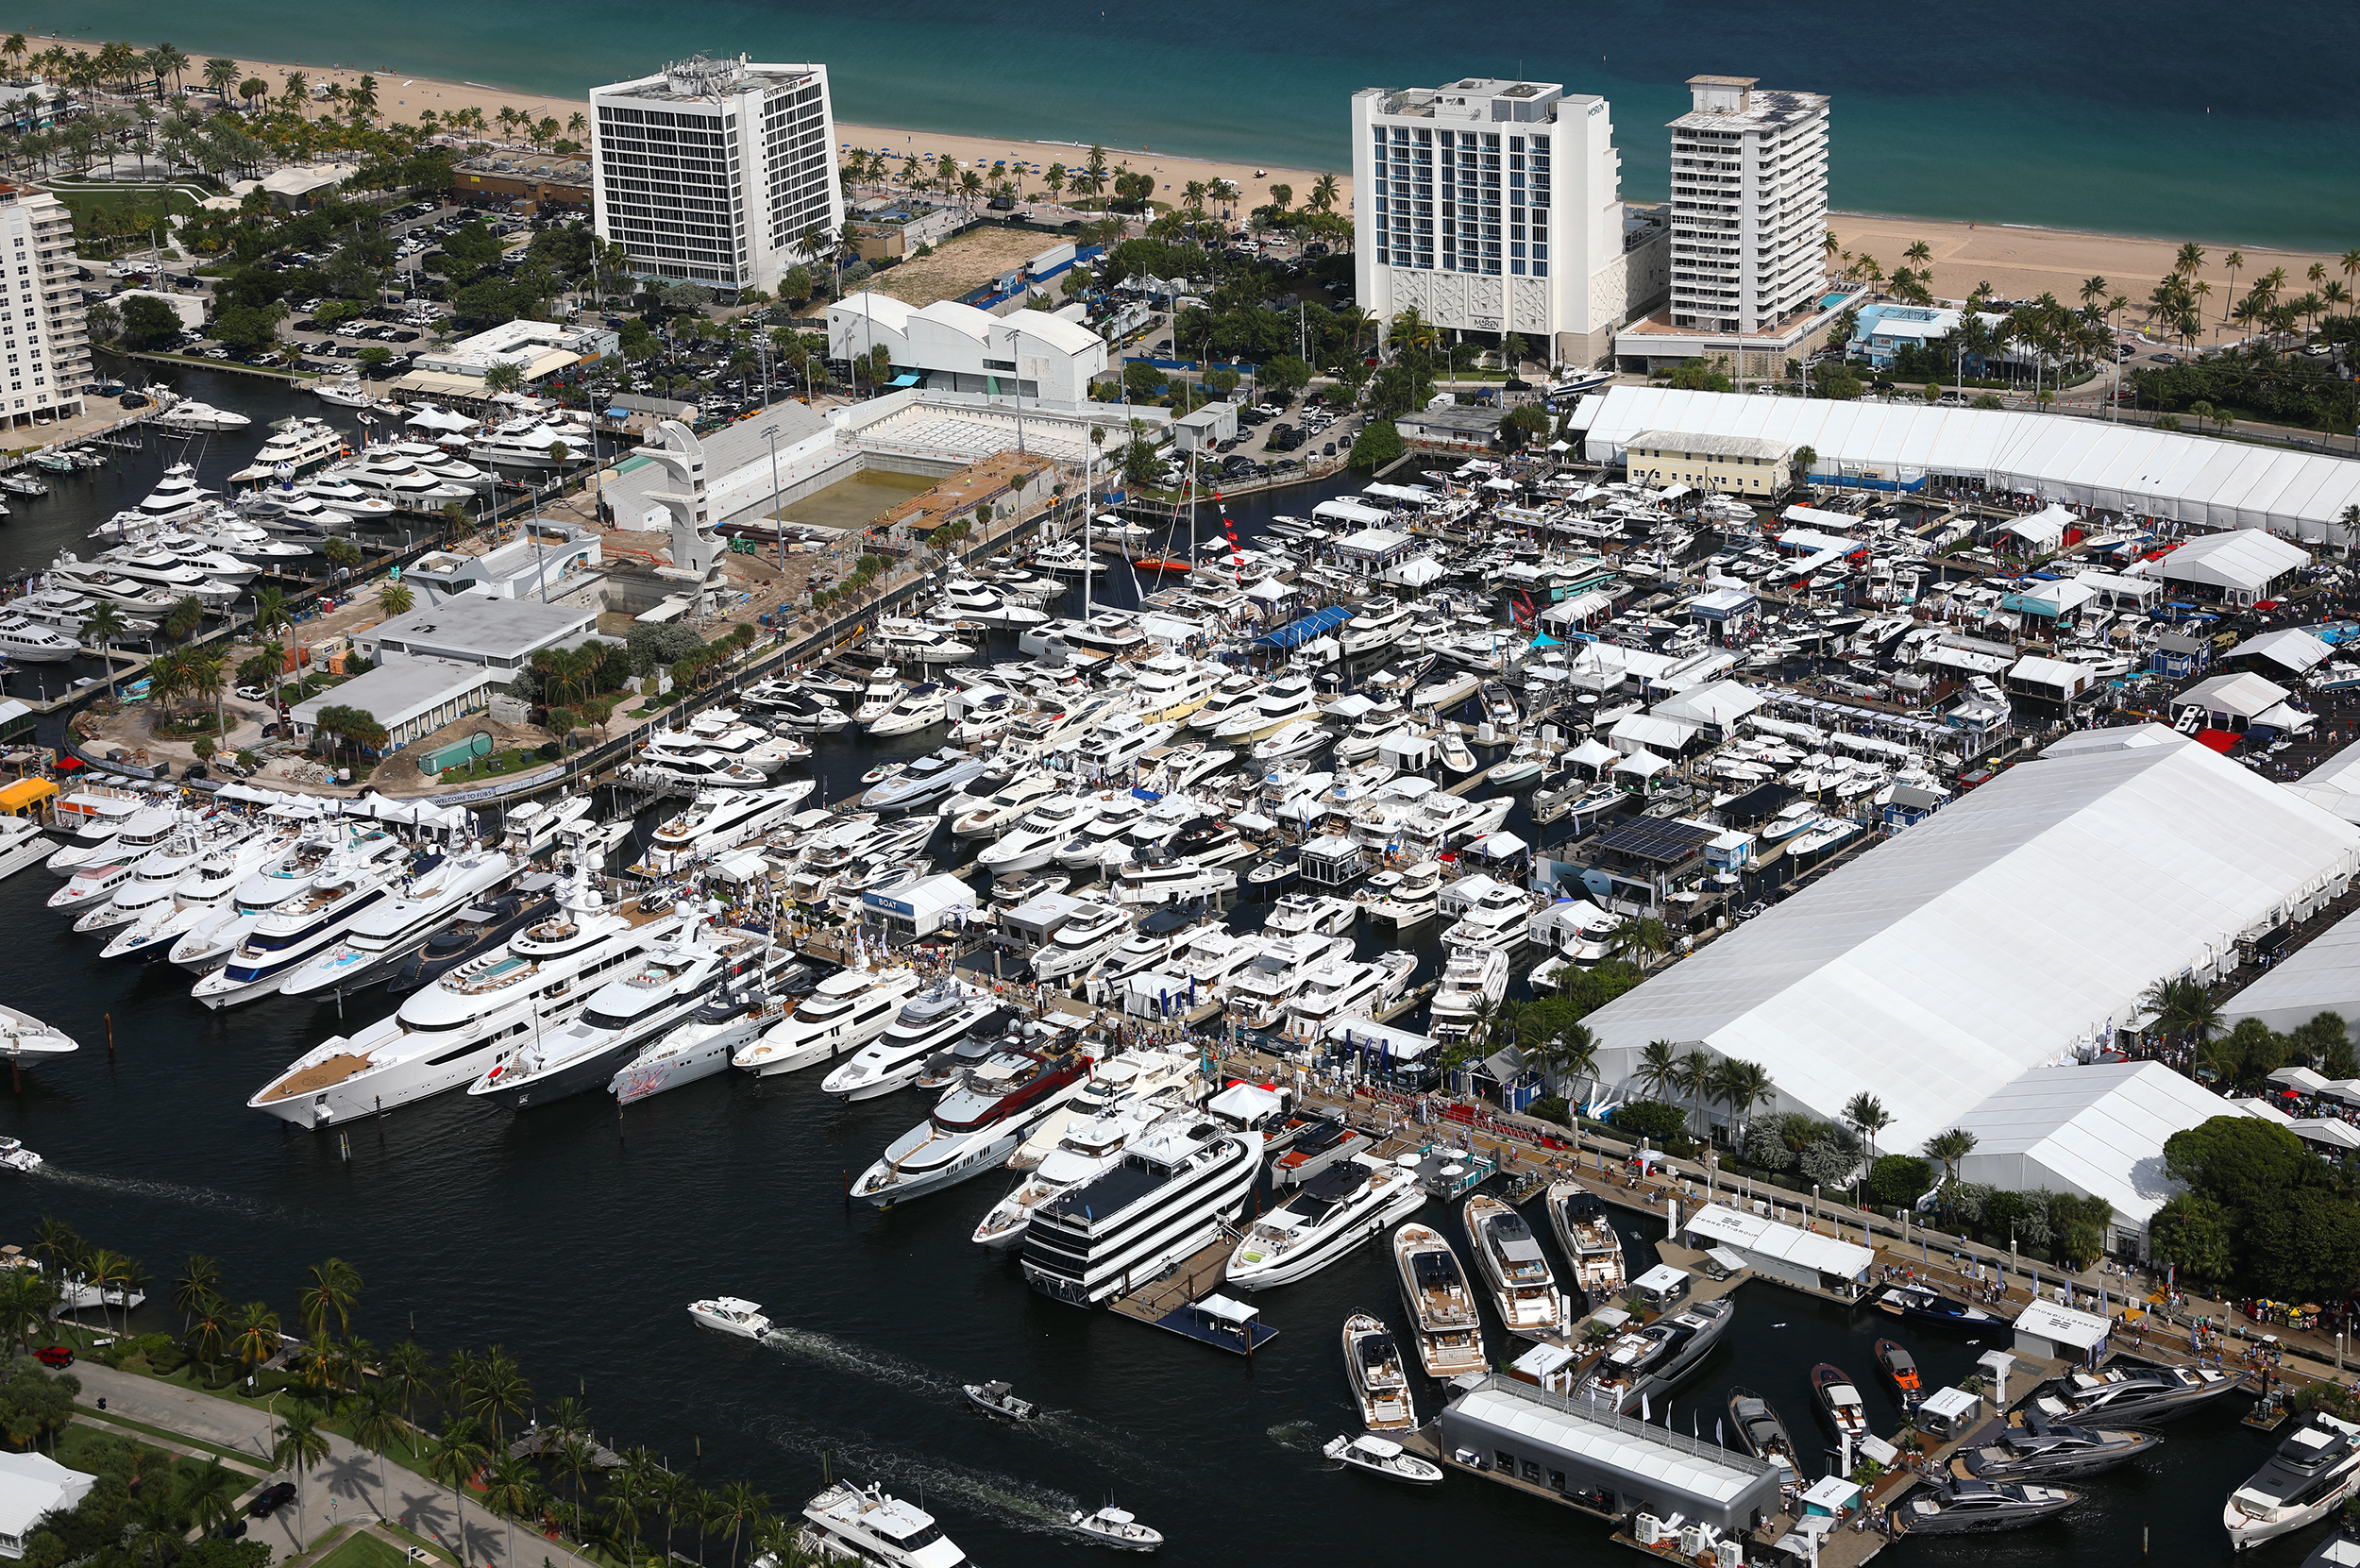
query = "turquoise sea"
(21, 0, 2360, 251)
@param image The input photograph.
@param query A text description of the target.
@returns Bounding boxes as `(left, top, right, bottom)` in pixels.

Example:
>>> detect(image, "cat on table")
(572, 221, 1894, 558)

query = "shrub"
(193, 735, 217, 760)
(1612, 1099, 1691, 1147)
(1863, 1155, 1932, 1208)
(1745, 1119, 1797, 1171)
(1527, 1095, 1571, 1128)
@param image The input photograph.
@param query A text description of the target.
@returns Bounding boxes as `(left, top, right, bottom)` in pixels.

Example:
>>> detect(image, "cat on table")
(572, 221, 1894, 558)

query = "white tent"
(2228, 905, 2360, 1035)
(2228, 628, 2334, 675)
(1578, 385, 2360, 545)
(1580, 727, 2360, 1154)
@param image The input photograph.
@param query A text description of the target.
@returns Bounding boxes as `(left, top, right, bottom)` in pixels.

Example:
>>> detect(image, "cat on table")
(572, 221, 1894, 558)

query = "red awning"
(2194, 729, 2236, 753)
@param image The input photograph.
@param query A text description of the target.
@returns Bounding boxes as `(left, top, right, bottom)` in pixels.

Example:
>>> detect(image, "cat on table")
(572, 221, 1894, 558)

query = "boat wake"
(30, 1167, 295, 1223)
(757, 1325, 959, 1398)
(1266, 1420, 1326, 1452)
(745, 1410, 1079, 1531)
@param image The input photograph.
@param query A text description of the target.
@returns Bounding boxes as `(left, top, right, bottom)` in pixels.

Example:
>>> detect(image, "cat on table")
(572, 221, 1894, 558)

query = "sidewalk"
(72, 1364, 608, 1568)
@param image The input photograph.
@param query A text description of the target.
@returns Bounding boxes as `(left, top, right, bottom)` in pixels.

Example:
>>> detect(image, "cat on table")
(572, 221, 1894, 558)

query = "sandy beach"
(29, 34, 2351, 314)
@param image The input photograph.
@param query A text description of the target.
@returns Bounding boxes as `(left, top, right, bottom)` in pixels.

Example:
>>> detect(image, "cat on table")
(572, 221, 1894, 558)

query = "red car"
(34, 1345, 73, 1369)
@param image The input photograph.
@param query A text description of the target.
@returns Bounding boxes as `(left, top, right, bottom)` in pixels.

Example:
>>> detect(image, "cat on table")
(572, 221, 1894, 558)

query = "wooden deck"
(1105, 1235, 1235, 1325)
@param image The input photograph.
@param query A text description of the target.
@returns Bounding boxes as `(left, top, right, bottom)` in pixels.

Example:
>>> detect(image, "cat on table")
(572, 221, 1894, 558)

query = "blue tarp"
(1254, 604, 1354, 650)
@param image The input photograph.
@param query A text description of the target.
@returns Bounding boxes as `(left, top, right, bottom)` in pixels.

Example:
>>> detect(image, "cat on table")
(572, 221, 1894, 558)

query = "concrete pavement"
(72, 1364, 608, 1568)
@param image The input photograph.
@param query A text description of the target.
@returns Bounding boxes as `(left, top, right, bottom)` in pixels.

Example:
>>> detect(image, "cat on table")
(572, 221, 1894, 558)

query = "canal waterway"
(0, 368, 2320, 1566)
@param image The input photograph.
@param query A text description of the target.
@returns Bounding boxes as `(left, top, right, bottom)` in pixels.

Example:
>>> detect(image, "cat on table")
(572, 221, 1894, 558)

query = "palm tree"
(82, 1247, 127, 1338)
(299, 1256, 362, 1340)
(383, 1340, 435, 1427)
(172, 1254, 222, 1332)
(606, 1454, 651, 1567)
(471, 1342, 532, 1442)
(647, 1464, 691, 1567)
(1843, 1092, 1892, 1164)
(349, 1384, 402, 1518)
(181, 645, 228, 743)
(552, 1431, 598, 1516)
(78, 597, 126, 695)
(483, 1449, 541, 1565)
(272, 1401, 332, 1548)
(1921, 1126, 1977, 1188)
(0, 1269, 59, 1357)
(1544, 1020, 1598, 1107)
(423, 1416, 491, 1547)
(153, 43, 189, 94)
(187, 1295, 229, 1372)
(179, 1461, 241, 1541)
(1, 36, 26, 75)
(1634, 1038, 1680, 1104)
(1677, 1048, 1715, 1137)
(1711, 1057, 1774, 1140)
(377, 582, 415, 619)
(230, 1300, 282, 1374)
(717, 1480, 767, 1568)
(2175, 241, 2205, 280)
(1605, 916, 1669, 969)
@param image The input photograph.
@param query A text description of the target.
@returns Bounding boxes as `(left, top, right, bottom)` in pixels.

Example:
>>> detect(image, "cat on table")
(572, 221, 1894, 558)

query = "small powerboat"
(685, 1296, 771, 1340)
(1812, 1361, 1870, 1441)
(1069, 1505, 1162, 1552)
(1877, 1282, 2007, 1332)
(0, 1136, 42, 1172)
(962, 1379, 1037, 1421)
(1323, 1432, 1442, 1485)
(1727, 1386, 1798, 1476)
(1875, 1338, 1924, 1411)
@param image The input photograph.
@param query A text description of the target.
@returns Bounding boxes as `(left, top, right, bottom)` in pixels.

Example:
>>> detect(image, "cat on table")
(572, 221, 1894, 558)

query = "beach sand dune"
(35, 36, 2348, 322)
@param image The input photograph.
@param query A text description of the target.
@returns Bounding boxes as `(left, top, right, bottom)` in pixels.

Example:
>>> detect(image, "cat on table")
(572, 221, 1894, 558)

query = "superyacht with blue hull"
(190, 852, 410, 1008)
(171, 827, 412, 973)
(246, 872, 684, 1128)
(1020, 1118, 1262, 1306)
(465, 923, 767, 1109)
(275, 847, 524, 997)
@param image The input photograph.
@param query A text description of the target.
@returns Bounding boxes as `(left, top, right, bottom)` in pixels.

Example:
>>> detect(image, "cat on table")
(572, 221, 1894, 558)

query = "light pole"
(761, 423, 784, 573)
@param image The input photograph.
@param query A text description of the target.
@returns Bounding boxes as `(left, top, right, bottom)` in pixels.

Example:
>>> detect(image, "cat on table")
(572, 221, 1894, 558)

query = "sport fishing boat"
(1463, 1193, 1565, 1340)
(467, 924, 767, 1109)
(1020, 1117, 1260, 1307)
(733, 967, 924, 1077)
(1225, 1155, 1426, 1290)
(275, 847, 524, 997)
(1342, 1313, 1417, 1432)
(246, 872, 688, 1127)
(2225, 1413, 2360, 1550)
(819, 983, 1003, 1101)
(1069, 1505, 1162, 1553)
(851, 1048, 1091, 1204)
(1901, 1478, 2082, 1536)
(1576, 1298, 1737, 1415)
(1393, 1222, 1486, 1377)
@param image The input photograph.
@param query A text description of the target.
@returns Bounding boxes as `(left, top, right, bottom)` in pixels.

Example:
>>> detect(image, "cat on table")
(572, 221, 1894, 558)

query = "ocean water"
(21, 0, 2360, 250)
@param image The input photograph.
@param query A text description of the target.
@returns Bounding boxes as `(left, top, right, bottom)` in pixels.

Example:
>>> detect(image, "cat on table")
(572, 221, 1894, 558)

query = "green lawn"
(312, 1529, 411, 1568)
(59, 1417, 244, 1481)
(54, 186, 204, 221)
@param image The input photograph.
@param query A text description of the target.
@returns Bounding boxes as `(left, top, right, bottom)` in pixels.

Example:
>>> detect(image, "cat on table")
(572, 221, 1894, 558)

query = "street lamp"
(761, 423, 784, 574)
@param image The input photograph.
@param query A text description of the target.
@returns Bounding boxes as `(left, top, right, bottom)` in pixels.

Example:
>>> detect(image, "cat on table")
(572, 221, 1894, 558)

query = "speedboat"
(1393, 1222, 1485, 1377)
(2226, 1413, 2360, 1550)
(1877, 1282, 2007, 1332)
(1069, 1505, 1162, 1553)
(2029, 1359, 2245, 1425)
(1728, 1388, 1799, 1476)
(1903, 1477, 2082, 1536)
(962, 1379, 1037, 1421)
(1343, 1313, 1417, 1432)
(819, 984, 1003, 1101)
(1875, 1338, 1924, 1412)
(1463, 1192, 1564, 1339)
(1323, 1433, 1441, 1485)
(1960, 1413, 2161, 1482)
(1576, 1298, 1737, 1414)
(734, 967, 924, 1077)
(0, 1136, 42, 1172)
(1812, 1361, 1871, 1441)
(1225, 1155, 1426, 1290)
(687, 1296, 771, 1340)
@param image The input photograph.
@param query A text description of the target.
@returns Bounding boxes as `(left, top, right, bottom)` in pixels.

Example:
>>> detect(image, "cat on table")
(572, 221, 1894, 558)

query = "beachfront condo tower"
(0, 183, 87, 430)
(1350, 79, 1666, 368)
(589, 55, 844, 296)
(1666, 76, 1830, 335)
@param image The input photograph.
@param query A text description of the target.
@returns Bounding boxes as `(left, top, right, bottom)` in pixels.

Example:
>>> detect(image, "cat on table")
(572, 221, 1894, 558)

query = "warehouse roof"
(1575, 386, 2360, 544)
(1627, 429, 1792, 462)
(1578, 727, 2360, 1152)
(1448, 1377, 1776, 1505)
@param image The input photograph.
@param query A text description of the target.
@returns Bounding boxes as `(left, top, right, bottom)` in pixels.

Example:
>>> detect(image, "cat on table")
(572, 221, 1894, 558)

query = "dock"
(1103, 1233, 1277, 1355)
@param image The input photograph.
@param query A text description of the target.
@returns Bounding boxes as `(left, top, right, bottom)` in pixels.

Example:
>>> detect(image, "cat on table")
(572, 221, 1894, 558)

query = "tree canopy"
(2155, 1115, 2360, 1296)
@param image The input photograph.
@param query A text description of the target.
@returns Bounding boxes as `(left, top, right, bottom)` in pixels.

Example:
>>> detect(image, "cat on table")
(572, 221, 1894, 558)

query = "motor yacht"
(853, 1048, 1092, 1204)
(152, 398, 251, 432)
(1355, 860, 1442, 929)
(1576, 1298, 1736, 1414)
(1959, 1414, 2161, 1482)
(734, 967, 925, 1076)
(235, 487, 355, 536)
(105, 537, 255, 588)
(1223, 934, 1355, 1031)
(332, 449, 474, 505)
(867, 617, 975, 665)
(1393, 1222, 1486, 1376)
(98, 827, 311, 961)
(1464, 1192, 1565, 1339)
(13, 587, 158, 639)
(937, 578, 1048, 628)
(644, 709, 805, 774)
(51, 803, 183, 879)
(743, 684, 850, 733)
(950, 772, 1065, 838)
(275, 847, 524, 997)
(859, 748, 988, 811)
(639, 784, 814, 875)
(1427, 947, 1509, 1046)
(1113, 852, 1238, 907)
(47, 855, 140, 914)
(1032, 900, 1134, 983)
(50, 550, 235, 607)
(1340, 597, 1415, 658)
(32, 564, 180, 613)
(1903, 1477, 2082, 1536)
(1343, 1313, 1417, 1431)
(1281, 953, 1417, 1043)
(978, 793, 1110, 877)
(799, 1481, 969, 1568)
(865, 683, 952, 738)
(1212, 675, 1322, 743)
(171, 827, 411, 973)
(0, 1004, 76, 1061)
(1876, 1282, 2009, 1332)
(2226, 1415, 2360, 1550)
(1546, 1186, 1627, 1308)
(0, 813, 59, 882)
(189, 851, 410, 1008)
(820, 984, 1004, 1100)
(1052, 796, 1151, 871)
(975, 1102, 1187, 1250)
(228, 419, 346, 483)
(69, 819, 242, 932)
(1226, 1155, 1426, 1290)
(1020, 1117, 1261, 1306)
(1186, 673, 1266, 733)
(468, 416, 593, 471)
(1249, 717, 1335, 765)
(468, 924, 767, 1109)
(1125, 652, 1225, 721)
(1266, 892, 1357, 936)
(2029, 1359, 2245, 1425)
(1076, 711, 1183, 779)
(301, 473, 399, 520)
(611, 964, 812, 1104)
(630, 747, 770, 790)
(500, 795, 597, 859)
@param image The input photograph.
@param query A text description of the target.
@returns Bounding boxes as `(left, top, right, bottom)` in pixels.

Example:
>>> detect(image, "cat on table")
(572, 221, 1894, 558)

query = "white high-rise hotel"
(0, 183, 86, 430)
(1351, 79, 1663, 364)
(590, 55, 844, 295)
(1666, 76, 1829, 334)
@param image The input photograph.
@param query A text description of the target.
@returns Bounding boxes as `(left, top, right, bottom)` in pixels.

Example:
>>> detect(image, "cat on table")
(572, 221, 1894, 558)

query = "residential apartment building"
(0, 184, 87, 430)
(1666, 75, 1829, 334)
(590, 55, 843, 295)
(1351, 79, 1665, 366)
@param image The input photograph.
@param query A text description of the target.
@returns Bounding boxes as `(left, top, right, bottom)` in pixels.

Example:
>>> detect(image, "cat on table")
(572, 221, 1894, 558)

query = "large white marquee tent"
(1576, 387, 2360, 545)
(1578, 726, 2360, 1155)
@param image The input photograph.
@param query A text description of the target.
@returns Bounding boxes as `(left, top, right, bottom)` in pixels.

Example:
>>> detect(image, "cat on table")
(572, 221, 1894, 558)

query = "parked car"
(33, 1345, 72, 1369)
(248, 1483, 297, 1518)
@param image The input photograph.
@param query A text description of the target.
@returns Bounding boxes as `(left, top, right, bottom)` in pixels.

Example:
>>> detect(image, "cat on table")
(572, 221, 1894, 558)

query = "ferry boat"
(1463, 1192, 1565, 1339)
(852, 1048, 1091, 1205)
(1020, 1117, 1261, 1307)
(1225, 1155, 1426, 1290)
(733, 967, 924, 1077)
(1342, 1312, 1417, 1431)
(1392, 1223, 1486, 1377)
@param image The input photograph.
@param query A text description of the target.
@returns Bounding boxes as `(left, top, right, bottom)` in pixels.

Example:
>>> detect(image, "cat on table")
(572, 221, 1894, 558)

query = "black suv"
(248, 1483, 297, 1518)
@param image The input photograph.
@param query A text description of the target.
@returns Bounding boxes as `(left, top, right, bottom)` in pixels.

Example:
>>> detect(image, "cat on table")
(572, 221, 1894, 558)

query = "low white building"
(288, 657, 506, 750)
(403, 524, 602, 605)
(356, 598, 601, 673)
(413, 319, 620, 383)
(0, 1451, 93, 1559)
(827, 293, 1107, 410)
(858, 872, 977, 938)
(1682, 1203, 1874, 1297)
